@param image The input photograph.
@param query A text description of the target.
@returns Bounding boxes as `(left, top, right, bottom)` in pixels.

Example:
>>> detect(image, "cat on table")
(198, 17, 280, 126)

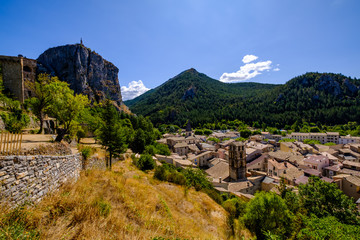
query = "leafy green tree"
(47, 81, 89, 141)
(297, 215, 360, 240)
(98, 100, 127, 170)
(25, 73, 59, 134)
(243, 191, 294, 239)
(155, 143, 171, 156)
(239, 129, 251, 138)
(130, 128, 146, 153)
(298, 176, 359, 225)
(309, 126, 321, 132)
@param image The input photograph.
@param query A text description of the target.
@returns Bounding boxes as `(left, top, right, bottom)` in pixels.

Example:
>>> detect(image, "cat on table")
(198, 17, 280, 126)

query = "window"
(23, 66, 32, 72)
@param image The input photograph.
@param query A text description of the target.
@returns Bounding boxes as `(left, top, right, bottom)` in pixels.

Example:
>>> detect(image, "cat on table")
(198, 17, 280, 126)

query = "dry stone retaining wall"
(0, 154, 81, 206)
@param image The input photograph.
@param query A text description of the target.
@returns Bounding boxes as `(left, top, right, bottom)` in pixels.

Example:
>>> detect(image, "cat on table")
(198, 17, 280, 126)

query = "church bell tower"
(229, 141, 247, 181)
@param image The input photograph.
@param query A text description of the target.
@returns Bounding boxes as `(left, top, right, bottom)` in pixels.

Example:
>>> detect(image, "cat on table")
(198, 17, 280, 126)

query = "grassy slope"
(1, 158, 231, 240)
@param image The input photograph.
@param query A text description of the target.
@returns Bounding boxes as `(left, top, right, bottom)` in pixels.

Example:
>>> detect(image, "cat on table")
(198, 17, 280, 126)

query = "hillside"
(125, 68, 280, 126)
(0, 158, 232, 240)
(125, 70, 360, 127)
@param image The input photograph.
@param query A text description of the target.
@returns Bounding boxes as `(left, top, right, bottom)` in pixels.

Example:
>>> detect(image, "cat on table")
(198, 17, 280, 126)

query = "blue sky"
(1, 0, 360, 100)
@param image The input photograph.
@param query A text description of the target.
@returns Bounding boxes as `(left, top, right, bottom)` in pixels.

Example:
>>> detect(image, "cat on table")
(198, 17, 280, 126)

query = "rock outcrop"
(37, 44, 122, 106)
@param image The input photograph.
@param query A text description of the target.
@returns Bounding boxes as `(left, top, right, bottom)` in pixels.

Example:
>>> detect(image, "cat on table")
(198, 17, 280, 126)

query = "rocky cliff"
(37, 44, 122, 106)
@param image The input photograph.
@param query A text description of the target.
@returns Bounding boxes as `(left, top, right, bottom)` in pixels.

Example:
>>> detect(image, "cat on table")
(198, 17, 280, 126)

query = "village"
(154, 123, 360, 207)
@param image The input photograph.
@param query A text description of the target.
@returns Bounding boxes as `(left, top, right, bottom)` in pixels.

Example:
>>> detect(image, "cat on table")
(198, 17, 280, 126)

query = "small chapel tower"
(229, 141, 247, 181)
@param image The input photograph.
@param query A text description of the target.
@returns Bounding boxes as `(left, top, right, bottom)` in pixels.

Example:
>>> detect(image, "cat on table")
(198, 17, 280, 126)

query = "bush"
(303, 139, 321, 145)
(136, 154, 156, 171)
(0, 110, 30, 133)
(279, 138, 296, 143)
(80, 146, 93, 160)
(222, 198, 246, 218)
(154, 163, 186, 185)
(183, 168, 213, 191)
(207, 137, 220, 143)
(143, 143, 171, 156)
(324, 142, 336, 146)
(194, 129, 204, 135)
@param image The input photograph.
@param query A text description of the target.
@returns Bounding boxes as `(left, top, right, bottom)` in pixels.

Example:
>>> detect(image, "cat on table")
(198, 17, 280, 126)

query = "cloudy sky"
(1, 0, 360, 100)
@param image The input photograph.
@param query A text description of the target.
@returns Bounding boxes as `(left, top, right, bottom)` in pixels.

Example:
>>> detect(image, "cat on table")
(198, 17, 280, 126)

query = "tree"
(298, 176, 359, 225)
(243, 192, 294, 239)
(239, 128, 251, 138)
(130, 128, 146, 153)
(47, 81, 89, 141)
(98, 100, 127, 170)
(25, 73, 59, 134)
(297, 215, 360, 240)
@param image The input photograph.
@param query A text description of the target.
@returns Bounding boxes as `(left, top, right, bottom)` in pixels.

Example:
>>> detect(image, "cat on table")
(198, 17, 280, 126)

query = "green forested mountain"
(125, 69, 360, 128)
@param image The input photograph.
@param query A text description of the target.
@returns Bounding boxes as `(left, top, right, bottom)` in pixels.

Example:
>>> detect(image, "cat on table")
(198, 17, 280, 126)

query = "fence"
(0, 132, 22, 155)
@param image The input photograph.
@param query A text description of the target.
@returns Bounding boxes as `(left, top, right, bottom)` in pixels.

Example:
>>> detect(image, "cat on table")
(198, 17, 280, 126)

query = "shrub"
(80, 146, 93, 160)
(144, 143, 171, 156)
(207, 137, 220, 143)
(136, 154, 156, 171)
(0, 110, 30, 133)
(194, 129, 204, 135)
(324, 142, 336, 146)
(303, 139, 321, 145)
(183, 168, 213, 191)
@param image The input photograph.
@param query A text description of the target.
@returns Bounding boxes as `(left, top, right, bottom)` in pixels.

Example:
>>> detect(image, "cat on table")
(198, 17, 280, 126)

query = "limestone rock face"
(37, 44, 122, 106)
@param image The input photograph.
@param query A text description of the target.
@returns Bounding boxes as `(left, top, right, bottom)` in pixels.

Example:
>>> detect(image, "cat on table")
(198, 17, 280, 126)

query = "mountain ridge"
(125, 69, 360, 127)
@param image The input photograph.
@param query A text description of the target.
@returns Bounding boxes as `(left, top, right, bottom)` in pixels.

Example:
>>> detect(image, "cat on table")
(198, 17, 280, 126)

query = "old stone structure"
(229, 141, 247, 181)
(0, 55, 37, 102)
(0, 154, 81, 206)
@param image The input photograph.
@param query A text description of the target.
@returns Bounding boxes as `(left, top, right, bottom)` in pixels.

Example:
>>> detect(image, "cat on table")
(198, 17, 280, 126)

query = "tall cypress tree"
(98, 100, 127, 170)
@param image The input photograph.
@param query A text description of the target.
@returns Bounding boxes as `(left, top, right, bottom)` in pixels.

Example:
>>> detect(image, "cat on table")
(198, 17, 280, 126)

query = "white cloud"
(220, 60, 273, 83)
(273, 68, 280, 72)
(121, 80, 150, 100)
(242, 54, 258, 64)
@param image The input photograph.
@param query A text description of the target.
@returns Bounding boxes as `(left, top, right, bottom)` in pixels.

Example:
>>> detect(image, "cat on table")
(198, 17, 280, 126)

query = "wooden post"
(13, 133, 18, 155)
(5, 132, 10, 155)
(9, 133, 14, 155)
(17, 133, 23, 155)
(0, 132, 3, 155)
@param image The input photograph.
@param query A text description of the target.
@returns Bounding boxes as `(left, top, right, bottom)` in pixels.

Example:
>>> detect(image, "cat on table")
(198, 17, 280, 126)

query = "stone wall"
(0, 55, 37, 102)
(0, 56, 24, 102)
(0, 154, 81, 205)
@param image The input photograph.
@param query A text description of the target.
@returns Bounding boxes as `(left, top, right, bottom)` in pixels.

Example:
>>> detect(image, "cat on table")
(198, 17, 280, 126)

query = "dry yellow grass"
(17, 157, 231, 239)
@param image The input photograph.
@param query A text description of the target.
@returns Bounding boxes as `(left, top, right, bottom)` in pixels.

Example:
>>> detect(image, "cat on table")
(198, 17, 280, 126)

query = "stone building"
(229, 141, 247, 181)
(0, 55, 37, 102)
